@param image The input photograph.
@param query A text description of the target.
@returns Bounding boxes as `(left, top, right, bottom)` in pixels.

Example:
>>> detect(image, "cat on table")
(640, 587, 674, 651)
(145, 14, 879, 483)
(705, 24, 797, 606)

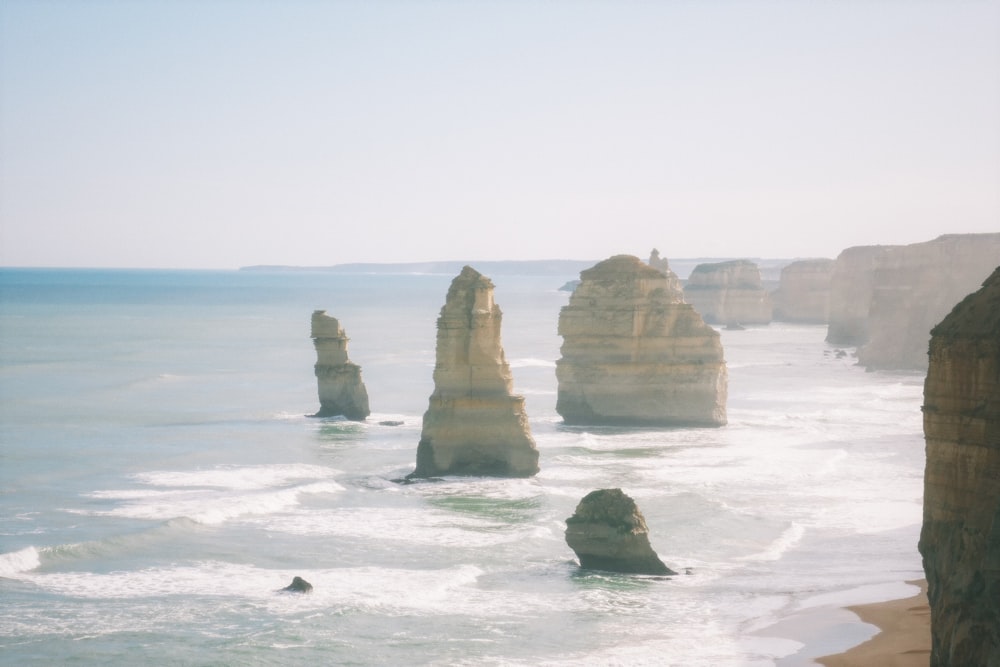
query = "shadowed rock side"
(311, 310, 370, 420)
(556, 255, 727, 426)
(565, 488, 676, 575)
(683, 259, 772, 325)
(919, 265, 1000, 667)
(827, 234, 1000, 370)
(771, 258, 834, 323)
(410, 266, 540, 478)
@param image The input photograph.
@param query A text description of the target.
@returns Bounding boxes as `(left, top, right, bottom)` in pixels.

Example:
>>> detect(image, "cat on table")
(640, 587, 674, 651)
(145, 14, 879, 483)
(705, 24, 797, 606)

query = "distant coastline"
(239, 257, 799, 281)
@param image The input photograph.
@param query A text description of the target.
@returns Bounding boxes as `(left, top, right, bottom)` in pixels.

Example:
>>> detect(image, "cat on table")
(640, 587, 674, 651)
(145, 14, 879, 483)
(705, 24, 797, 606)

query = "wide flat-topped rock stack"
(919, 265, 1000, 666)
(310, 310, 370, 420)
(410, 266, 539, 478)
(683, 259, 772, 326)
(556, 255, 727, 426)
(771, 258, 834, 323)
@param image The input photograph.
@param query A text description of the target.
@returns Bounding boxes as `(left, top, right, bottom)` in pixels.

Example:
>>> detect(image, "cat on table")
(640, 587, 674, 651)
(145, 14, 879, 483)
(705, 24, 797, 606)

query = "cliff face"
(771, 258, 834, 323)
(311, 310, 370, 420)
(556, 255, 727, 426)
(826, 245, 887, 345)
(683, 260, 773, 325)
(919, 266, 1000, 666)
(411, 266, 539, 478)
(859, 234, 1000, 370)
(565, 488, 676, 575)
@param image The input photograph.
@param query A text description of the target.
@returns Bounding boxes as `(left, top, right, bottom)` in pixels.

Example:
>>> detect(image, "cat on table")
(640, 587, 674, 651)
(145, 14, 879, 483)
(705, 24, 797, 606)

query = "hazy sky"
(2, 1, 998, 269)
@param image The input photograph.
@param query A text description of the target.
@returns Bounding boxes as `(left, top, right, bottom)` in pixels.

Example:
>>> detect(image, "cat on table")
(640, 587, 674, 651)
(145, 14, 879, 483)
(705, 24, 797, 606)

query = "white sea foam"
(75, 480, 344, 525)
(0, 546, 40, 575)
(740, 523, 806, 562)
(508, 358, 556, 368)
(130, 463, 339, 490)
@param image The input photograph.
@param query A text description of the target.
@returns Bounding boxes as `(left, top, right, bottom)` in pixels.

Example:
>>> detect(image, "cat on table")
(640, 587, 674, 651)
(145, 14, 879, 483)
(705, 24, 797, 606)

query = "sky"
(1, 1, 998, 269)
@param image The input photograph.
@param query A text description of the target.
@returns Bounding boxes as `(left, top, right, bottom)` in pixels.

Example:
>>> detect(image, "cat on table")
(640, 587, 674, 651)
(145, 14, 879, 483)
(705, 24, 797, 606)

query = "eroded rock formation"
(565, 488, 676, 575)
(410, 266, 539, 478)
(556, 255, 727, 426)
(827, 234, 1000, 369)
(311, 310, 370, 420)
(919, 265, 1000, 666)
(683, 259, 772, 325)
(647, 248, 671, 274)
(771, 258, 834, 323)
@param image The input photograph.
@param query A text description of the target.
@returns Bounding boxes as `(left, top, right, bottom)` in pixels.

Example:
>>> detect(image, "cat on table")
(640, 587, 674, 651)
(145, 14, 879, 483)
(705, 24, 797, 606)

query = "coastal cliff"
(310, 311, 370, 420)
(919, 265, 1000, 666)
(771, 258, 834, 323)
(826, 234, 1000, 369)
(556, 255, 727, 426)
(683, 259, 772, 326)
(411, 266, 540, 478)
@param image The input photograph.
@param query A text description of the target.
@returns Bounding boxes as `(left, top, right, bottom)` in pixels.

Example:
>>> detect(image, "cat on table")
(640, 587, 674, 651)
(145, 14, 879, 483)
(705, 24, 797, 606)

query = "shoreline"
(753, 579, 930, 665)
(816, 579, 930, 667)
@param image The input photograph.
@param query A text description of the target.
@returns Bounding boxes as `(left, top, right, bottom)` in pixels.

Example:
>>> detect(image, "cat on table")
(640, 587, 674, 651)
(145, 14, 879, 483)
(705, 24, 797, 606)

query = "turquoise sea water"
(0, 268, 925, 665)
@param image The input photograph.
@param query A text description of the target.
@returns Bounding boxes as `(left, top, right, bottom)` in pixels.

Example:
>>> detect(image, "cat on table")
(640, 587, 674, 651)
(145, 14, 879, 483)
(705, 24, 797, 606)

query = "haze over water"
(0, 268, 925, 665)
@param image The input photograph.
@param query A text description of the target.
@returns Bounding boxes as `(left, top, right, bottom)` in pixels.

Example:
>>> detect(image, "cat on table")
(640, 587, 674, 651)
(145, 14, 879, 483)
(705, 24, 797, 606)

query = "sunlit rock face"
(311, 310, 370, 420)
(919, 266, 1000, 666)
(683, 259, 772, 326)
(565, 488, 676, 575)
(410, 266, 539, 478)
(827, 234, 1000, 370)
(771, 258, 834, 324)
(556, 255, 727, 426)
(825, 245, 888, 346)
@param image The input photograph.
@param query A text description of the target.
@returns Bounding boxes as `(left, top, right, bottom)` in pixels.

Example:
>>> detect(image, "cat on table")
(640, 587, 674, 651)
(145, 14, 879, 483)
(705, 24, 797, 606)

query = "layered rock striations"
(556, 255, 727, 426)
(919, 265, 1000, 666)
(683, 260, 772, 325)
(311, 310, 370, 420)
(826, 234, 1000, 369)
(565, 488, 676, 575)
(410, 266, 540, 478)
(771, 258, 834, 323)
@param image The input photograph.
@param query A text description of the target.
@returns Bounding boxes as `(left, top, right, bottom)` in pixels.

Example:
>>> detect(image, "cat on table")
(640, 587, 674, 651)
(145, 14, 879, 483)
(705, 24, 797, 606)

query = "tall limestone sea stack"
(556, 255, 727, 426)
(310, 310, 370, 420)
(919, 266, 1000, 666)
(771, 258, 834, 323)
(410, 266, 539, 478)
(683, 259, 773, 326)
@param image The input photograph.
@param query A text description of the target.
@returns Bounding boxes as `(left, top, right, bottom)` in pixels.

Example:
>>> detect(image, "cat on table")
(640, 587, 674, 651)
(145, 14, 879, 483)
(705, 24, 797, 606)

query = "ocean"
(0, 267, 926, 666)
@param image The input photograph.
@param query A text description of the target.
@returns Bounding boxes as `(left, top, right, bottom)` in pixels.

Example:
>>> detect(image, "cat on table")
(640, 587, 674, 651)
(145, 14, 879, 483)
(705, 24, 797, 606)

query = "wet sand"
(816, 579, 930, 667)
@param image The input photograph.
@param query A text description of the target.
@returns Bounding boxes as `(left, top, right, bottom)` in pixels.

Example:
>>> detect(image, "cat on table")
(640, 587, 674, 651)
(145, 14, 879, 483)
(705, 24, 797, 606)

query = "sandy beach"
(816, 579, 930, 667)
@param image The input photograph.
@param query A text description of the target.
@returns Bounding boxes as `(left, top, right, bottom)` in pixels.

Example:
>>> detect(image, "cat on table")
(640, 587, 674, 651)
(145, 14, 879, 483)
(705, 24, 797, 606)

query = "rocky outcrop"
(826, 234, 1000, 369)
(410, 266, 539, 478)
(771, 258, 834, 323)
(281, 576, 313, 593)
(919, 265, 1000, 666)
(556, 255, 727, 426)
(647, 248, 671, 274)
(311, 311, 370, 420)
(683, 260, 772, 325)
(565, 488, 676, 575)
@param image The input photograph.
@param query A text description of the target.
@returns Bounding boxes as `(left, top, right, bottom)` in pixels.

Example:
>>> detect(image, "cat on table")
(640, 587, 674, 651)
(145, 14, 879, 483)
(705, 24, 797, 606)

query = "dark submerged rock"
(281, 576, 313, 593)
